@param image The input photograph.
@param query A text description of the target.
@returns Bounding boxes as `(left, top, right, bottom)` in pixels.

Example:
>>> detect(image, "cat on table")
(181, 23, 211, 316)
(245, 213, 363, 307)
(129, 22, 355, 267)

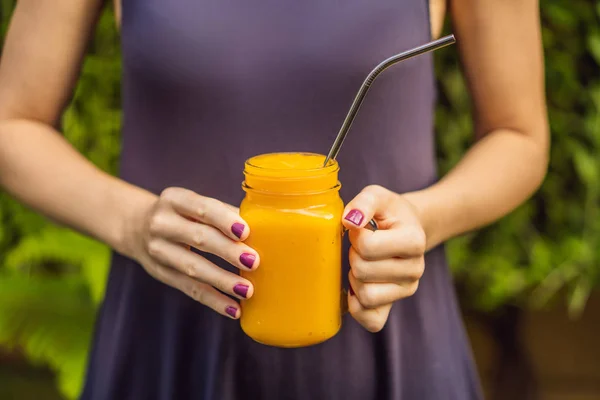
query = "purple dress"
(82, 1, 483, 399)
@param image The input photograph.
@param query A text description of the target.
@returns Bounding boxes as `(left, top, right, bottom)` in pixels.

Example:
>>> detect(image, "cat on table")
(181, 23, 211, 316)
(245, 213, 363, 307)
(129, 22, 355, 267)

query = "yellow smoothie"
(240, 153, 343, 347)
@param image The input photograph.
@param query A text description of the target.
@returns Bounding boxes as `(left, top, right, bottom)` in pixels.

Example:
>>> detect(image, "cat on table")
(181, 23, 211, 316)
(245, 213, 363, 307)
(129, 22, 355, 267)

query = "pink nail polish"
(240, 253, 256, 269)
(231, 223, 245, 239)
(226, 306, 238, 318)
(345, 209, 364, 226)
(234, 284, 249, 298)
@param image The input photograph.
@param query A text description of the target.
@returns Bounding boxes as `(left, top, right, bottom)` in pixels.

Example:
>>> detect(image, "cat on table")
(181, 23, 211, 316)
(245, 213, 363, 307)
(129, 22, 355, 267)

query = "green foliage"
(0, 275, 95, 398)
(0, 1, 599, 399)
(435, 1, 600, 315)
(5, 227, 111, 305)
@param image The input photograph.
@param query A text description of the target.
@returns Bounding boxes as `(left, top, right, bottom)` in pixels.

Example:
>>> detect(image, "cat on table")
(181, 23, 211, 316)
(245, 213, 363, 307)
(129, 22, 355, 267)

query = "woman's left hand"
(342, 185, 426, 333)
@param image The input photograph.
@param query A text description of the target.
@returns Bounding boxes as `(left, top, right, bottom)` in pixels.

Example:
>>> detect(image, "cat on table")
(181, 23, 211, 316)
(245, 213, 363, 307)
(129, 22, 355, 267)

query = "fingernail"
(226, 306, 238, 318)
(231, 223, 245, 239)
(349, 285, 355, 296)
(234, 284, 249, 298)
(240, 253, 256, 269)
(345, 209, 364, 226)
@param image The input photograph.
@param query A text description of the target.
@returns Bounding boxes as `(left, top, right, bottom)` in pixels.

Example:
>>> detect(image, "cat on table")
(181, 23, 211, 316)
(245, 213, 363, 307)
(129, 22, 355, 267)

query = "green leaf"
(530, 265, 574, 309)
(568, 278, 592, 318)
(0, 275, 96, 399)
(572, 145, 598, 184)
(4, 226, 110, 304)
(588, 32, 600, 65)
(544, 4, 578, 28)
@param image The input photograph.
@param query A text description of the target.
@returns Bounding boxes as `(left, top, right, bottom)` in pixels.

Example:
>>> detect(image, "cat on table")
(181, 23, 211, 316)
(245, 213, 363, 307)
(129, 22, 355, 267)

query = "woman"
(0, 0, 548, 399)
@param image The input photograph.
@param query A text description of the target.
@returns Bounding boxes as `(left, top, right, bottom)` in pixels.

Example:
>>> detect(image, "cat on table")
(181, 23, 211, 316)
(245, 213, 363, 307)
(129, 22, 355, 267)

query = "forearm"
(0, 119, 156, 257)
(405, 128, 548, 250)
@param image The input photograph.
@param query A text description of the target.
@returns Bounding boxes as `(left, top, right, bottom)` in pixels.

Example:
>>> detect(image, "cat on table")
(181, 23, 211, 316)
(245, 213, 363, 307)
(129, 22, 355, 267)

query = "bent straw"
(323, 34, 456, 166)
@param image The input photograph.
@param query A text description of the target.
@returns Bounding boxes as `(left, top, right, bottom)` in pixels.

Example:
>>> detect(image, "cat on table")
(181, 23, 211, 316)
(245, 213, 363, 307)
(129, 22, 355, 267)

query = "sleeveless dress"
(81, 1, 483, 399)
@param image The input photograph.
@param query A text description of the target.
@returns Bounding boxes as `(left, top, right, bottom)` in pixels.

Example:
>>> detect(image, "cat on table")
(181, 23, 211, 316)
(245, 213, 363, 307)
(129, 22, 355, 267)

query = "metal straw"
(323, 34, 456, 166)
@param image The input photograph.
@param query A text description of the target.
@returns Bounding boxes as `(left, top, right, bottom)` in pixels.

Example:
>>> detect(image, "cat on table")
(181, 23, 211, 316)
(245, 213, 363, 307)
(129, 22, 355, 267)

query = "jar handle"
(341, 218, 378, 314)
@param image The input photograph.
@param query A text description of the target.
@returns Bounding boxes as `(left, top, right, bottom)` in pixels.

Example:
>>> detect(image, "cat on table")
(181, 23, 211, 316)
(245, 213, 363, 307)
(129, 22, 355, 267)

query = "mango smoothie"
(240, 153, 344, 347)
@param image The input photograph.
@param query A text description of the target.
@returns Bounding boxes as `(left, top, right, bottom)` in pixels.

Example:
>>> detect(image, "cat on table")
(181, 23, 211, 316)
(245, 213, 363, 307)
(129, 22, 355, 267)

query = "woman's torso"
(82, 1, 482, 399)
(113, 0, 448, 39)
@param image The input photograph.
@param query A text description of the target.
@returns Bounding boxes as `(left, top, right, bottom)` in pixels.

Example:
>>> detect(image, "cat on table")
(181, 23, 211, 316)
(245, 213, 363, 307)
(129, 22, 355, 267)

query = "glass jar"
(239, 152, 344, 347)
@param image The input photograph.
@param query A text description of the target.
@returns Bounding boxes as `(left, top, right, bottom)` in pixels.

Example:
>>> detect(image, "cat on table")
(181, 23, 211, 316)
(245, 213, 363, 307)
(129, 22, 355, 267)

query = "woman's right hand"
(127, 187, 259, 319)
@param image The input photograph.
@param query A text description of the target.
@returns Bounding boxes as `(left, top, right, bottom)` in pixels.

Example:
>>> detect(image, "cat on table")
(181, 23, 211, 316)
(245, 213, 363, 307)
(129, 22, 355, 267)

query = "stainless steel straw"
(323, 34, 456, 166)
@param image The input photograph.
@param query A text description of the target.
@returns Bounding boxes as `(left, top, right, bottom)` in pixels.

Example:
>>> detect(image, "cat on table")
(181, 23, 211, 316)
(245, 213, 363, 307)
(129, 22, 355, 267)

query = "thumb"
(342, 185, 390, 230)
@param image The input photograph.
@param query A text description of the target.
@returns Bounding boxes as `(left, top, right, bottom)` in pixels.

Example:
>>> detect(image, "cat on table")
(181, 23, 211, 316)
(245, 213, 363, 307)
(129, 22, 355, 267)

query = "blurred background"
(0, 1, 599, 399)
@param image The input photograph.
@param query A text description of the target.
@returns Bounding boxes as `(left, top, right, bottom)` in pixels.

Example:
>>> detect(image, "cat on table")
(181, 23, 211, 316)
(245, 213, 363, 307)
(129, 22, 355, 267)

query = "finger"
(347, 290, 393, 333)
(348, 271, 419, 309)
(147, 239, 254, 300)
(150, 213, 259, 271)
(148, 262, 241, 319)
(343, 185, 422, 231)
(348, 225, 426, 260)
(349, 247, 424, 283)
(225, 204, 240, 213)
(342, 185, 395, 230)
(160, 187, 249, 241)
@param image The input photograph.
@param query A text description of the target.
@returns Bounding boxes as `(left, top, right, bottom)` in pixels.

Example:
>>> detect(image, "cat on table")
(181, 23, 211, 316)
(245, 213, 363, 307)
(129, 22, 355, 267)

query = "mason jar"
(239, 152, 344, 347)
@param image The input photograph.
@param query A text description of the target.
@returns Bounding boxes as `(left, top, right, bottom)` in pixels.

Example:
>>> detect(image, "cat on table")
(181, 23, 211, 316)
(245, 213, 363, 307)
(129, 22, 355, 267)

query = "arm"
(0, 1, 259, 318)
(343, 0, 548, 331)
(0, 1, 148, 255)
(408, 0, 549, 250)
